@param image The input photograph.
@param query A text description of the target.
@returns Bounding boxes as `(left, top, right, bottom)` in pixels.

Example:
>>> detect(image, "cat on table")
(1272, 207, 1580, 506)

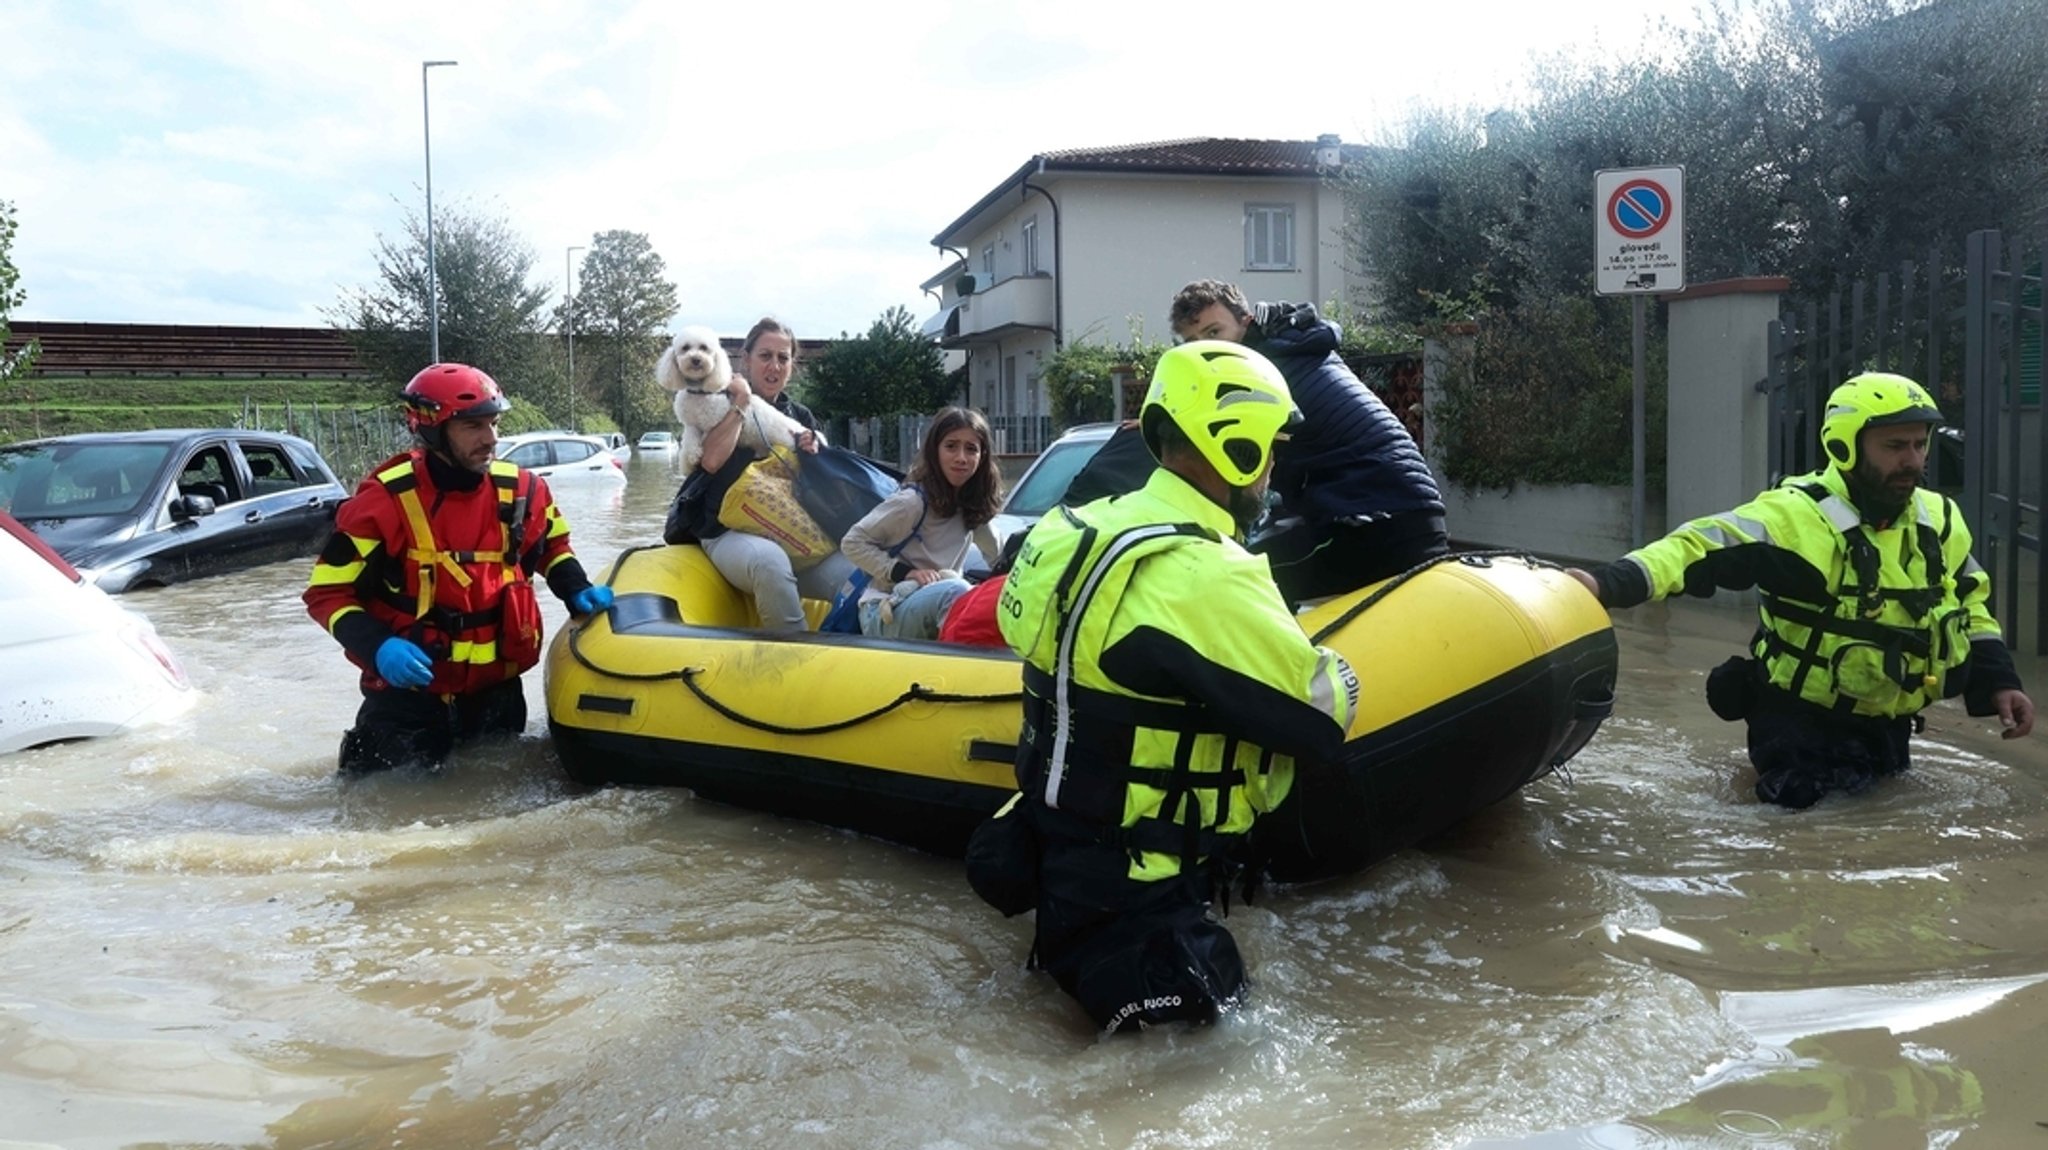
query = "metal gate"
(1762, 228, 2045, 652)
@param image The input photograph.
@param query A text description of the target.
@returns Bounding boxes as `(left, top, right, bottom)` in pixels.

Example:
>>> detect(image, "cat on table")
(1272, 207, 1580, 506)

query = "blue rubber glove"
(374, 636, 435, 689)
(569, 585, 613, 616)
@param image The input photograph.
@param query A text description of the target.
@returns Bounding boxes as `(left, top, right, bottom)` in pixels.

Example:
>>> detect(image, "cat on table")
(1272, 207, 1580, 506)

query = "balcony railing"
(956, 274, 1055, 343)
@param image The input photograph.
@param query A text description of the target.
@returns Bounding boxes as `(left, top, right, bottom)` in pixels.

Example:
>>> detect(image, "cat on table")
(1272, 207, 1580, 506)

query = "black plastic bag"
(792, 446, 903, 544)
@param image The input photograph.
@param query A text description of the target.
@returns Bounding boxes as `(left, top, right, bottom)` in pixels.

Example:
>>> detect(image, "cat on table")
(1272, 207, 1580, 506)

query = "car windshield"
(1003, 437, 1108, 518)
(0, 441, 173, 520)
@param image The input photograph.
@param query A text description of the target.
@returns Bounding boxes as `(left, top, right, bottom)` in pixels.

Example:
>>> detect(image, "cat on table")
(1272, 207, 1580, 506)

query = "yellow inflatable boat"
(545, 543, 1617, 882)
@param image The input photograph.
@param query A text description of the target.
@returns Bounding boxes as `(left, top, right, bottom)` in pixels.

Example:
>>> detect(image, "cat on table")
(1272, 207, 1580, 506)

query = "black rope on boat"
(565, 614, 1022, 734)
(1306, 549, 1556, 646)
(677, 670, 1022, 736)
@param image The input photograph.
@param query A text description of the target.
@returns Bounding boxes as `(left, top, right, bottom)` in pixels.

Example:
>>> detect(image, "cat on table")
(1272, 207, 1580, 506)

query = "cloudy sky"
(2, 0, 1668, 340)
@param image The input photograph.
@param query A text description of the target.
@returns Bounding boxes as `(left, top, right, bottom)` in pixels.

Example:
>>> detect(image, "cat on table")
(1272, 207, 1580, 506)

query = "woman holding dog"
(840, 407, 1003, 641)
(692, 316, 854, 631)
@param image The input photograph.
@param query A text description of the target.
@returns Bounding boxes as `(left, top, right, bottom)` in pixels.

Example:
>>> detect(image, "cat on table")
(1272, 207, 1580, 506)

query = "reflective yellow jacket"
(998, 468, 1357, 881)
(1614, 468, 1998, 718)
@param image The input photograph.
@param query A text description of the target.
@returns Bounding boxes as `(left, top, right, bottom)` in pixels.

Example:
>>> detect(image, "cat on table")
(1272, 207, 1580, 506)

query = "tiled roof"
(1037, 136, 1367, 175)
(932, 135, 1367, 246)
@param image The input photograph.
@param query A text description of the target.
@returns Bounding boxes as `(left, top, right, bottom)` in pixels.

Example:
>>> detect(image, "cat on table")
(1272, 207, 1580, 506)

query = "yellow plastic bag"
(717, 446, 834, 568)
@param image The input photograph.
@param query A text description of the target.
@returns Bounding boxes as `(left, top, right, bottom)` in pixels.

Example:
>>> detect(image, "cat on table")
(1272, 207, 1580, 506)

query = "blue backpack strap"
(886, 484, 929, 558)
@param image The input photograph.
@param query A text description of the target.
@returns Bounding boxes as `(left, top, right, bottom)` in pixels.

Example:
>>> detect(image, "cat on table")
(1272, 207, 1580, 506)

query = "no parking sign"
(1595, 166, 1685, 295)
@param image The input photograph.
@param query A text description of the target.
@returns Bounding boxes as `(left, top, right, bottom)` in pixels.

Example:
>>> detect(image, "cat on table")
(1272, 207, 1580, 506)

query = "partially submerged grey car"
(0, 429, 348, 591)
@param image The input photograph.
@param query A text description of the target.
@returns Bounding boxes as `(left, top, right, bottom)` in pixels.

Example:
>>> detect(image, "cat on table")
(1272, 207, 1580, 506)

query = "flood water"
(5, 452, 2047, 1149)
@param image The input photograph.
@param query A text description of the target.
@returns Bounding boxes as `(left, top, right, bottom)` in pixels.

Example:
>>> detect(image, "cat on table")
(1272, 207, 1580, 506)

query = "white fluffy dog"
(655, 325, 806, 473)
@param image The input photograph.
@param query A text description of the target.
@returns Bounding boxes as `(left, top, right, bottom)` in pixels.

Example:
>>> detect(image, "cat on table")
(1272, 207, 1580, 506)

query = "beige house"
(922, 135, 1368, 455)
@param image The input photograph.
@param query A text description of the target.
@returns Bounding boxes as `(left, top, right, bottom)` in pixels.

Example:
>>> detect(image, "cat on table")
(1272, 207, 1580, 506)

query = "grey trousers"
(701, 530, 856, 631)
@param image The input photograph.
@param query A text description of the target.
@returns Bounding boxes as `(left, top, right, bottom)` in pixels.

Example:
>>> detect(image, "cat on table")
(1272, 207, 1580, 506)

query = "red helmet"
(403, 364, 510, 445)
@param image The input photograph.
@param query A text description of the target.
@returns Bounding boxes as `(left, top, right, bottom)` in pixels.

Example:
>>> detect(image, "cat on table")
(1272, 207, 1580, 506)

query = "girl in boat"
(841, 407, 1003, 641)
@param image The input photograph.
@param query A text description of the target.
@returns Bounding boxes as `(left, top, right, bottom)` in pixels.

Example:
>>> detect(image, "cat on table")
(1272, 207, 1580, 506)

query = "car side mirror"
(172, 493, 217, 521)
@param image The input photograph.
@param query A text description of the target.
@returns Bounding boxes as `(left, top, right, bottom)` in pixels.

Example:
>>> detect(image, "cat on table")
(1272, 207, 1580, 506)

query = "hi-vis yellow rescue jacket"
(998, 468, 1358, 882)
(1607, 467, 2001, 718)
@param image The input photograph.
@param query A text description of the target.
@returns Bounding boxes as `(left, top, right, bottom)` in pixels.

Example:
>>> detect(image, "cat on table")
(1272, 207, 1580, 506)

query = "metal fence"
(839, 411, 1059, 472)
(1763, 248, 1962, 485)
(237, 398, 407, 487)
(1962, 229, 2046, 654)
(838, 413, 935, 472)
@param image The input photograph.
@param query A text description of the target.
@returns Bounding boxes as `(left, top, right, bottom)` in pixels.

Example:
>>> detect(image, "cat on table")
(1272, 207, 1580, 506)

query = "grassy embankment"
(2, 377, 390, 440)
(2, 376, 400, 482)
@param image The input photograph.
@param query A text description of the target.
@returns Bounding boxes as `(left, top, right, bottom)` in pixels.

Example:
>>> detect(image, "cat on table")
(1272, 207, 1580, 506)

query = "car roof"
(1052, 422, 1119, 443)
(497, 431, 608, 446)
(3, 428, 319, 450)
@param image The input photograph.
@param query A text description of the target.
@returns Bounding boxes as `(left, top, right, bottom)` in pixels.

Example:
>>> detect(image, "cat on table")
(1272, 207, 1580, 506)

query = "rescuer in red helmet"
(304, 363, 613, 774)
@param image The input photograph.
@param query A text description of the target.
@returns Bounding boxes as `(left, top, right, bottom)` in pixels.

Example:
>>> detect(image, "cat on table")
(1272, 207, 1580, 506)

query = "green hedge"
(1431, 299, 1667, 491)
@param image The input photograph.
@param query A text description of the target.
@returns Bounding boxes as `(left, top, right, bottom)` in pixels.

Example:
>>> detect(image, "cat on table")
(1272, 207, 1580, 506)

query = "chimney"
(1314, 133, 1343, 171)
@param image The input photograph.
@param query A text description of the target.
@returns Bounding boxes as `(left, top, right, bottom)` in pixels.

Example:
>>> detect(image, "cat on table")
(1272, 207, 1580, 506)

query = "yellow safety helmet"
(1820, 372, 1942, 471)
(1140, 341, 1302, 487)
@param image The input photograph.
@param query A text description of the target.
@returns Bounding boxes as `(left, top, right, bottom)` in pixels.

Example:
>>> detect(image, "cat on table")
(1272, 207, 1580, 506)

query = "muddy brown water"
(4, 453, 2045, 1149)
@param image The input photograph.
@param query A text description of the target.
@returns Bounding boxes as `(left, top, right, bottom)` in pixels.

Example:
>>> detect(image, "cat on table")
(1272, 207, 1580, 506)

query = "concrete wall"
(1437, 476, 1660, 563)
(1663, 279, 1787, 529)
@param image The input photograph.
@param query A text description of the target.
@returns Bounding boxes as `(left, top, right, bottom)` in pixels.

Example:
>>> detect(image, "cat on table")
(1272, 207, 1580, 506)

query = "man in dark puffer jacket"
(1168, 278, 1447, 603)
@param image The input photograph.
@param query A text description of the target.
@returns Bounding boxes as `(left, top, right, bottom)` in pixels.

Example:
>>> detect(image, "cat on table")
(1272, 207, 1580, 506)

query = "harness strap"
(379, 456, 530, 623)
(393, 485, 473, 619)
(1771, 481, 1955, 699)
(1762, 594, 1935, 657)
(1039, 519, 1217, 811)
(1032, 801, 1236, 859)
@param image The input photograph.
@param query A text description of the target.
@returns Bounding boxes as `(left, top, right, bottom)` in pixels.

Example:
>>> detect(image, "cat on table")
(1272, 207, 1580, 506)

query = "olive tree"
(1352, 0, 2048, 321)
(330, 199, 554, 398)
(1347, 0, 2048, 487)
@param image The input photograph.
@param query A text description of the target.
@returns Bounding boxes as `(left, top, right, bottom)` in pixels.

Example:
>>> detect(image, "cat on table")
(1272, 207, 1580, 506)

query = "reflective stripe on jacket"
(1621, 467, 1998, 718)
(997, 468, 1357, 881)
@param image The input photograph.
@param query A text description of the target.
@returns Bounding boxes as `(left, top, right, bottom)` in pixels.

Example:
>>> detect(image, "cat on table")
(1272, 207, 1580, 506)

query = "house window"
(982, 243, 995, 284)
(1021, 216, 1040, 275)
(1244, 203, 1295, 271)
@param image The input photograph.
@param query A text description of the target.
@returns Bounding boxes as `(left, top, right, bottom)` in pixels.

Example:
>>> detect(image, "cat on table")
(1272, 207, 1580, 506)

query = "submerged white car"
(494, 433, 629, 484)
(0, 511, 195, 754)
(989, 422, 1119, 545)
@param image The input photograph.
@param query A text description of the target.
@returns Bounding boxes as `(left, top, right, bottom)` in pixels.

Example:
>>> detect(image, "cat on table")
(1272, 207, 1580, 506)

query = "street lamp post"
(422, 59, 458, 364)
(565, 245, 585, 431)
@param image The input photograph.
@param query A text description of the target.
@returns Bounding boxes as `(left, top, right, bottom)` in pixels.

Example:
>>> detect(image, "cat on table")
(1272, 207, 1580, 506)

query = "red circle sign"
(1607, 180, 1672, 239)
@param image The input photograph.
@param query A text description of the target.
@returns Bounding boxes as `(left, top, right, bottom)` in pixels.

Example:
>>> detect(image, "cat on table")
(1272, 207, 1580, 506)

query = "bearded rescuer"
(304, 364, 613, 774)
(1568, 372, 2033, 809)
(987, 341, 1359, 1032)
